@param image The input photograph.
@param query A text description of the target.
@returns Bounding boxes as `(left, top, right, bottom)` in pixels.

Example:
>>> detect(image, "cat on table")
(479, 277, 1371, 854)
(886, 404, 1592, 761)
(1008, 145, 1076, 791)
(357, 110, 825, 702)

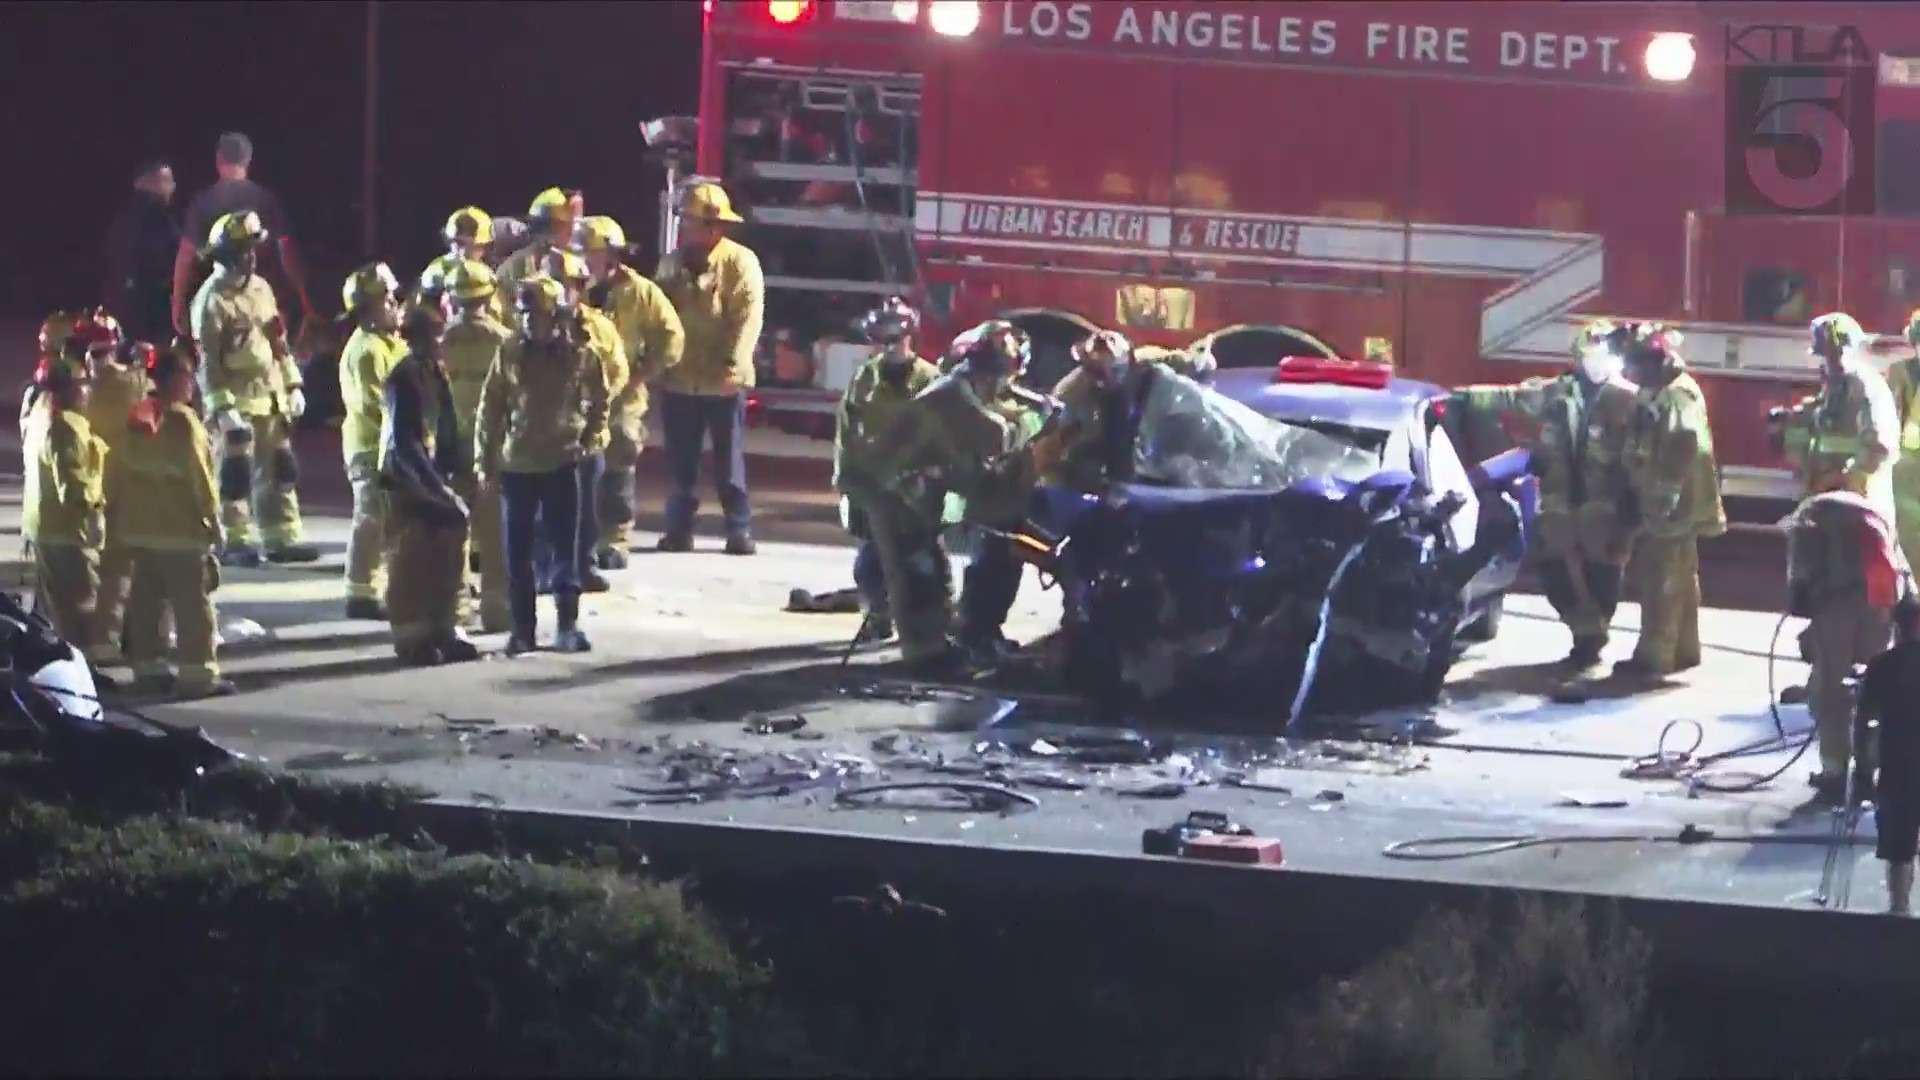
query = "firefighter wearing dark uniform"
(1035, 329, 1177, 493)
(188, 210, 318, 567)
(380, 303, 480, 667)
(866, 321, 1054, 675)
(475, 275, 609, 656)
(834, 298, 940, 644)
(85, 334, 152, 665)
(337, 262, 407, 619)
(951, 322, 1058, 666)
(441, 259, 512, 633)
(578, 214, 685, 568)
(25, 359, 107, 662)
(1448, 320, 1639, 670)
(113, 346, 234, 699)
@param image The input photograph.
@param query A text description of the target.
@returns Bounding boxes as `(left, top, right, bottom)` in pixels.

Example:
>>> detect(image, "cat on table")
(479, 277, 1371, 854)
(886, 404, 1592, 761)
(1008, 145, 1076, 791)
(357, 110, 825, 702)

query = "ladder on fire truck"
(654, 63, 924, 416)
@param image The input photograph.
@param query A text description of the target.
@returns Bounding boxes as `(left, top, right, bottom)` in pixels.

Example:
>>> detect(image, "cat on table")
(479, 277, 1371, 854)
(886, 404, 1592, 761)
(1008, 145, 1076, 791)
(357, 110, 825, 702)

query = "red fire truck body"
(691, 0, 1920, 501)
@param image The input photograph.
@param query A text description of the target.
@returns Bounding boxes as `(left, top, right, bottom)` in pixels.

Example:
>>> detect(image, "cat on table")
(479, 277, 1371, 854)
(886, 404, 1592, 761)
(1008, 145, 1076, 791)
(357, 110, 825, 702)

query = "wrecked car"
(1018, 356, 1536, 722)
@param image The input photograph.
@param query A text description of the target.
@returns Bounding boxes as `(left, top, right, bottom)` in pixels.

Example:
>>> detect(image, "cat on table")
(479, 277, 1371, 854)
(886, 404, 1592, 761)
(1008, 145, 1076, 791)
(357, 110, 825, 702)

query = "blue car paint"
(1033, 365, 1538, 637)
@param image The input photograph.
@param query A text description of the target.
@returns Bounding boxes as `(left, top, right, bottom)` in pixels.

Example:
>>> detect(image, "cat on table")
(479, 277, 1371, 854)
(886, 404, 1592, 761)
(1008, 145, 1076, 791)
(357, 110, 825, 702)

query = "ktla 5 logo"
(1724, 24, 1876, 216)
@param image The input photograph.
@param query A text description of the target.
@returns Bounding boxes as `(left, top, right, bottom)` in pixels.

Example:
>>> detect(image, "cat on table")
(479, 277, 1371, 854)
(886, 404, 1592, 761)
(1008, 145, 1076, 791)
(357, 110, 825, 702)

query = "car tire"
(1459, 595, 1503, 643)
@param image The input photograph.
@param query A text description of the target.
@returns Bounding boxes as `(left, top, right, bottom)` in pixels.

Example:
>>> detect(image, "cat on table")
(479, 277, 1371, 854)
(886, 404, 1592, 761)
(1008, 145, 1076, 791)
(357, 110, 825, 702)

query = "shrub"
(0, 802, 811, 1077)
(1272, 895, 1661, 1080)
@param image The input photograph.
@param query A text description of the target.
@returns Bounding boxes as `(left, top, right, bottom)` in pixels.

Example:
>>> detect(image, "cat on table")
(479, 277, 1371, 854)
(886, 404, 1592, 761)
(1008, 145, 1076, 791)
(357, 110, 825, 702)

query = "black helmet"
(857, 296, 920, 344)
(947, 319, 1030, 377)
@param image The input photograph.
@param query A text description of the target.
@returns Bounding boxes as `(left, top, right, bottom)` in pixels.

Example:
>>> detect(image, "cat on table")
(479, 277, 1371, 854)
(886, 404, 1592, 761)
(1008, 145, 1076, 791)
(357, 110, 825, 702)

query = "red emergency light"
(1275, 355, 1392, 390)
(767, 0, 814, 25)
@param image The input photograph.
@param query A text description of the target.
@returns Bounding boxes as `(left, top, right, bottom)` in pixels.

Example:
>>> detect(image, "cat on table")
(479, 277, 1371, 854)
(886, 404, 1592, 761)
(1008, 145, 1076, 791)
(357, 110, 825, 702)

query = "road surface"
(0, 469, 1879, 917)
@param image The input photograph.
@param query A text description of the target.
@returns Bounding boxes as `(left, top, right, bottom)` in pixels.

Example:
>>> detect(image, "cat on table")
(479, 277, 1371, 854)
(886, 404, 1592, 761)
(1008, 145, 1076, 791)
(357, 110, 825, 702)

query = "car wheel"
(1458, 595, 1503, 643)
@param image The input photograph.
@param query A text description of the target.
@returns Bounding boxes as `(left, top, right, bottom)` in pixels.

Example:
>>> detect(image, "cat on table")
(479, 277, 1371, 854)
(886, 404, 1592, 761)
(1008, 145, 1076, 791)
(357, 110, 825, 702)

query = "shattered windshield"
(1131, 371, 1385, 490)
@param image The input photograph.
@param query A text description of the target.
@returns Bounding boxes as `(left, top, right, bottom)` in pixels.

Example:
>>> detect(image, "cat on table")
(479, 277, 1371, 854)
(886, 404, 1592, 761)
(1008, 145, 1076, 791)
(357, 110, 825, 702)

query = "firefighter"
(24, 358, 107, 668)
(416, 206, 496, 309)
(1769, 312, 1900, 523)
(85, 336, 153, 665)
(188, 210, 318, 567)
(957, 322, 1059, 665)
(113, 345, 234, 698)
(1037, 329, 1183, 492)
(441, 258, 512, 633)
(1787, 491, 1902, 804)
(578, 214, 685, 568)
(495, 188, 584, 310)
(835, 298, 940, 645)
(475, 274, 609, 656)
(1445, 320, 1639, 670)
(867, 321, 1053, 674)
(381, 301, 480, 666)
(1881, 309, 1920, 570)
(531, 248, 618, 594)
(654, 180, 764, 556)
(336, 262, 407, 620)
(1615, 323, 1727, 680)
(1137, 343, 1214, 384)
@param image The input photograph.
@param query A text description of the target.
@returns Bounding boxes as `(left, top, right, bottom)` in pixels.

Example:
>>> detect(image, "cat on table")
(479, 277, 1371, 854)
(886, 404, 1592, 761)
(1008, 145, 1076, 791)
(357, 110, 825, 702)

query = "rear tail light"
(1275, 355, 1393, 389)
(768, 0, 813, 25)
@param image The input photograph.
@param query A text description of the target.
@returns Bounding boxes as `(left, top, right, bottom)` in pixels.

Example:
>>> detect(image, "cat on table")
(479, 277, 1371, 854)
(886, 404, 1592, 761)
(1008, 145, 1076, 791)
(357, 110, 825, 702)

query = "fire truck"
(653, 0, 1920, 502)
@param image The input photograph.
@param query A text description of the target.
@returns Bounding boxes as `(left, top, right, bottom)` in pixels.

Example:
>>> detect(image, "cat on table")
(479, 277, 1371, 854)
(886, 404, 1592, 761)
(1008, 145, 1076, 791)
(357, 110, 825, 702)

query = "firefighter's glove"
(215, 409, 248, 436)
(288, 388, 307, 419)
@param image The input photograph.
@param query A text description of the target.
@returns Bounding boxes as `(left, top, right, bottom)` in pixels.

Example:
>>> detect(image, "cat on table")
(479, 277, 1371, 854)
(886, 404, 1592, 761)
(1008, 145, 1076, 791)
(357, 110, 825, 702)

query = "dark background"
(1, 0, 701, 320)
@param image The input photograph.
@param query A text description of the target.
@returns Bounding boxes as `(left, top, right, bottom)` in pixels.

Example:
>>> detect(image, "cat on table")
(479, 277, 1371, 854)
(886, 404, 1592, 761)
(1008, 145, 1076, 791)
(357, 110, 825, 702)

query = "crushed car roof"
(1209, 367, 1444, 431)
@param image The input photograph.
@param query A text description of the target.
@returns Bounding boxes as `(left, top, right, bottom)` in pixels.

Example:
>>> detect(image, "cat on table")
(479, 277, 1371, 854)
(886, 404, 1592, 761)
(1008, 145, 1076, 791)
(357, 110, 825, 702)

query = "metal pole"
(362, 0, 380, 257)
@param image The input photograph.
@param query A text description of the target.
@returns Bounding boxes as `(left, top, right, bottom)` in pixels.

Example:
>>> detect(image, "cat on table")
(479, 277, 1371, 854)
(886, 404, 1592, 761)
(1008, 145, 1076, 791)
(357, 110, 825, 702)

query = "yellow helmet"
(443, 206, 494, 247)
(341, 262, 402, 316)
(516, 274, 568, 318)
(676, 180, 744, 223)
(207, 210, 268, 253)
(1811, 312, 1865, 354)
(577, 215, 627, 252)
(1574, 319, 1617, 354)
(444, 259, 497, 303)
(541, 248, 591, 289)
(528, 187, 582, 221)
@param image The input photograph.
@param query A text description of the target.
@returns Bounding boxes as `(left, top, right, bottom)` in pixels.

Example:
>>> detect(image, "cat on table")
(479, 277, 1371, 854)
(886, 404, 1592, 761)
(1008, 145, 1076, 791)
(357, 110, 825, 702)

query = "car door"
(1428, 420, 1534, 605)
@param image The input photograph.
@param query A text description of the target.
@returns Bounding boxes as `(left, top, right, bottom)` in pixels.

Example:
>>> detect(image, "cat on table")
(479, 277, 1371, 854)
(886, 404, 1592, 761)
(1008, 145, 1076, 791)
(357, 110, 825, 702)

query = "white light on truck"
(891, 0, 919, 23)
(929, 0, 981, 37)
(1645, 33, 1696, 82)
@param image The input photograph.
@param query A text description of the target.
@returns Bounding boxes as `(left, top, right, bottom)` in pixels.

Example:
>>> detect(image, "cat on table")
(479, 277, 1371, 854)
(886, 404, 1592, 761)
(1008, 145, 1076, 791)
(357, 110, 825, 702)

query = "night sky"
(4, 0, 701, 320)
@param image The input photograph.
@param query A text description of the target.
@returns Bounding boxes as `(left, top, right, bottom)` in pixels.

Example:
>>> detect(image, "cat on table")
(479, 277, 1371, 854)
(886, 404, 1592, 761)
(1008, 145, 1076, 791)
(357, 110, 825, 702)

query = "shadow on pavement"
(499, 638, 864, 695)
(634, 656, 903, 725)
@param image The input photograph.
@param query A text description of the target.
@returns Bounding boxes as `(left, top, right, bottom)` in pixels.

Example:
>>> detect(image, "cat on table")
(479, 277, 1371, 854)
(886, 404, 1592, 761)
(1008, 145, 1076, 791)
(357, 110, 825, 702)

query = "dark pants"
(958, 529, 1022, 645)
(502, 467, 580, 631)
(1537, 557, 1624, 644)
(574, 453, 604, 573)
(853, 539, 889, 619)
(122, 284, 173, 346)
(660, 390, 750, 537)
